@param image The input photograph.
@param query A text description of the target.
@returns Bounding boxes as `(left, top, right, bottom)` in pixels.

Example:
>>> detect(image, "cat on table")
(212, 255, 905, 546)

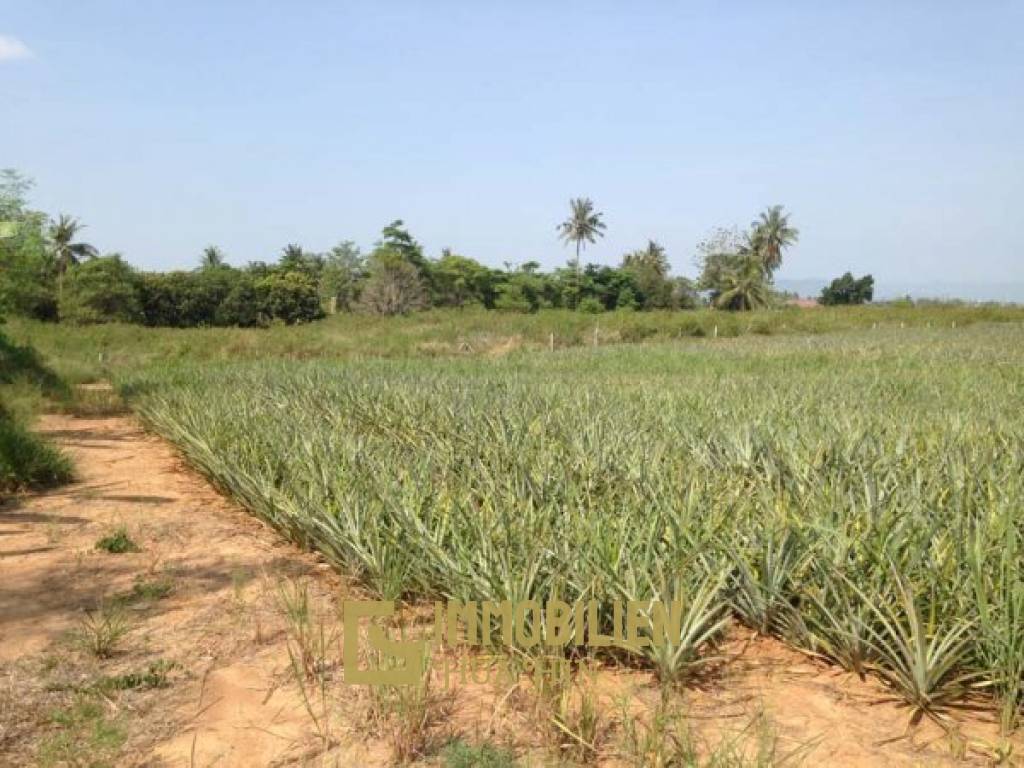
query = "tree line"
(1, 169, 871, 327)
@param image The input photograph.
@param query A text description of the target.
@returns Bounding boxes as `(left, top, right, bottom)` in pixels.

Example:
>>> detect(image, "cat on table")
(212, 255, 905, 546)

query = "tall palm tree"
(557, 197, 606, 272)
(750, 205, 798, 274)
(713, 255, 772, 311)
(200, 245, 225, 269)
(49, 214, 97, 302)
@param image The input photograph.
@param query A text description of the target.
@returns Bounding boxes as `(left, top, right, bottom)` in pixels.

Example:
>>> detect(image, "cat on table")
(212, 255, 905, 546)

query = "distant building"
(785, 297, 821, 309)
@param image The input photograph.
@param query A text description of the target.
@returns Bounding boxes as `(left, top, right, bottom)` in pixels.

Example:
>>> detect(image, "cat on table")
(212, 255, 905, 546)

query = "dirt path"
(0, 414, 344, 766)
(0, 414, 1017, 766)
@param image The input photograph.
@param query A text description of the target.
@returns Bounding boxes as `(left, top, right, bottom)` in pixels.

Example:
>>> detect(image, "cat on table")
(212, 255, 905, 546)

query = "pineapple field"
(120, 322, 1024, 733)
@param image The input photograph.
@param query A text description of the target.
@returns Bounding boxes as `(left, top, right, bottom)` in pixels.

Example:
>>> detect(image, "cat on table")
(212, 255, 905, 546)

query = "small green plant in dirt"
(113, 576, 173, 606)
(619, 698, 807, 768)
(619, 694, 700, 767)
(441, 739, 520, 768)
(38, 695, 126, 768)
(277, 578, 344, 758)
(93, 660, 177, 693)
(356, 655, 453, 765)
(548, 683, 604, 764)
(76, 603, 130, 658)
(277, 578, 331, 680)
(94, 526, 139, 554)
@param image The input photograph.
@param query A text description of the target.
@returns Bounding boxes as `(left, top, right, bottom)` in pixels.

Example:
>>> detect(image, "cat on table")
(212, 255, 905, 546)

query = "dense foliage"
(61, 255, 144, 324)
(0, 330, 72, 493)
(3, 169, 817, 328)
(820, 272, 875, 305)
(0, 403, 72, 493)
(0, 170, 58, 321)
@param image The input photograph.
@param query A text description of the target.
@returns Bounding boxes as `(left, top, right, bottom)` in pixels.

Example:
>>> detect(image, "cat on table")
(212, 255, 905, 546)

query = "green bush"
(0, 331, 68, 395)
(256, 272, 324, 324)
(0, 405, 72, 493)
(0, 331, 72, 493)
(493, 283, 534, 313)
(216, 276, 266, 327)
(616, 286, 639, 311)
(820, 272, 874, 306)
(139, 269, 236, 327)
(60, 255, 142, 324)
(140, 267, 331, 328)
(2, 280, 58, 321)
(578, 296, 604, 314)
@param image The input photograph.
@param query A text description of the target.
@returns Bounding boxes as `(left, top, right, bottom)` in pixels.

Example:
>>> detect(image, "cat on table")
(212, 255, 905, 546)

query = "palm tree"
(557, 198, 606, 272)
(49, 214, 97, 302)
(200, 245, 225, 269)
(750, 205, 798, 274)
(713, 255, 772, 311)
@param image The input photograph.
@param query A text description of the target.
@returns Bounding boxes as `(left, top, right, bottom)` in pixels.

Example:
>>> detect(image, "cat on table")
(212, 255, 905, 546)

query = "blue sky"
(2, 2, 1022, 286)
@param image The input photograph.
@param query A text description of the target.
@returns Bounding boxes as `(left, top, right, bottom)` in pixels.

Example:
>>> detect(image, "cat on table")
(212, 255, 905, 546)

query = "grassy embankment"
(8, 302, 1024, 384)
(0, 332, 73, 494)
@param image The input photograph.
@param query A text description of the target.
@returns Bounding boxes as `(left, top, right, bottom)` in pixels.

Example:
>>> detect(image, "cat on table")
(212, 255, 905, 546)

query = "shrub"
(616, 286, 639, 311)
(820, 272, 874, 306)
(0, 405, 72, 493)
(493, 283, 534, 313)
(256, 272, 324, 324)
(140, 269, 236, 327)
(76, 603, 130, 657)
(0, 331, 67, 396)
(60, 255, 142, 324)
(358, 251, 426, 316)
(3, 281, 58, 321)
(216, 276, 266, 327)
(578, 297, 604, 314)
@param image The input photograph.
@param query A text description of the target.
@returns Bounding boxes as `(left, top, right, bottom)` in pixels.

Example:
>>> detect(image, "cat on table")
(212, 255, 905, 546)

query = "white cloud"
(0, 35, 33, 61)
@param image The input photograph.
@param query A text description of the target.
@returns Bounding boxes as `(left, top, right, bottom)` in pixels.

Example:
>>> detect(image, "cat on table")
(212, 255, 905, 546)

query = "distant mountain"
(776, 279, 1024, 304)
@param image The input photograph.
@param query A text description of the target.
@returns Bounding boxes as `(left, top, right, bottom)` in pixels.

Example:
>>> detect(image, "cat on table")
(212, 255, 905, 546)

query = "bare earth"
(0, 414, 1017, 766)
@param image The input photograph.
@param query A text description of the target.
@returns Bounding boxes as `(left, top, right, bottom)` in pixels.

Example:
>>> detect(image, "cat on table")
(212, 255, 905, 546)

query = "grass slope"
(0, 331, 73, 493)
(8, 303, 1024, 383)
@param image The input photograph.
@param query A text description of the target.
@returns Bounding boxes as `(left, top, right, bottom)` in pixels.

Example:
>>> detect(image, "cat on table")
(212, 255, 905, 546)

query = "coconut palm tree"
(49, 214, 97, 302)
(713, 254, 772, 311)
(557, 198, 606, 272)
(750, 205, 798, 274)
(200, 245, 226, 269)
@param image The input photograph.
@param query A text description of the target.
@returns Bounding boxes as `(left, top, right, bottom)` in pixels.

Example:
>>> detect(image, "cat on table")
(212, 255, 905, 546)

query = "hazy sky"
(3, 2, 1022, 283)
